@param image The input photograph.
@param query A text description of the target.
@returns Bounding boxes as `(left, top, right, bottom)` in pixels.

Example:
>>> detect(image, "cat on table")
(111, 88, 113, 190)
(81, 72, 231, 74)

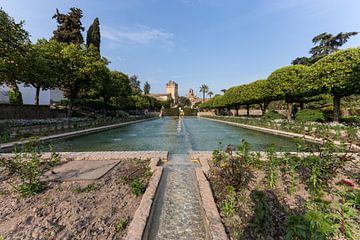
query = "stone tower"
(166, 81, 178, 104)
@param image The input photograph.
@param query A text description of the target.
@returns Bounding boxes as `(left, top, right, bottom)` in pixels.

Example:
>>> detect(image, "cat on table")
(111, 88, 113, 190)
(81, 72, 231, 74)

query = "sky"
(1, 0, 360, 104)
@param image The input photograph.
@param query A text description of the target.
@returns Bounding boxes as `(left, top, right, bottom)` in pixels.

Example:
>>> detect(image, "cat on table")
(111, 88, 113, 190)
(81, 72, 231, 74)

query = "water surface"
(50, 117, 297, 153)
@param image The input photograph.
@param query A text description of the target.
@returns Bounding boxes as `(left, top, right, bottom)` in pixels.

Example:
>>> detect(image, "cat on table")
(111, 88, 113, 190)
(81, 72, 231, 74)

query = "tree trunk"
(35, 87, 40, 106)
(203, 92, 205, 103)
(103, 95, 110, 106)
(286, 101, 292, 120)
(260, 102, 269, 116)
(333, 95, 341, 122)
(235, 107, 239, 116)
(246, 105, 250, 117)
(299, 102, 304, 110)
(68, 99, 73, 118)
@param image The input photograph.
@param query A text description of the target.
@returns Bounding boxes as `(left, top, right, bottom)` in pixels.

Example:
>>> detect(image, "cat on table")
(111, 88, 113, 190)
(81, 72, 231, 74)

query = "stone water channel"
(48, 117, 298, 239)
(146, 118, 207, 239)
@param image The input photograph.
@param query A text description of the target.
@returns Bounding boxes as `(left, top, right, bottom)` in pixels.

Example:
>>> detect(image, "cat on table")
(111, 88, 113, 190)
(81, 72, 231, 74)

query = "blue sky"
(1, 0, 360, 103)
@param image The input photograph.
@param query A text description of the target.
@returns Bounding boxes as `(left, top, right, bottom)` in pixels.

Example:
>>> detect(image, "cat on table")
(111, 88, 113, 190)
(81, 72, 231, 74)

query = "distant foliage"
(261, 110, 285, 120)
(295, 109, 325, 122)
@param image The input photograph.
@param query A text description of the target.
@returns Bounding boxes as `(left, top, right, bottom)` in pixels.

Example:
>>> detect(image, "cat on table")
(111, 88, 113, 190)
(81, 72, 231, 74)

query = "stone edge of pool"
(0, 117, 158, 152)
(200, 116, 360, 151)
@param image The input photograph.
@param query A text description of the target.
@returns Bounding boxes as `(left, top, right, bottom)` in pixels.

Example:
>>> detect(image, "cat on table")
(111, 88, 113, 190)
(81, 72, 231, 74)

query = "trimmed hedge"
(261, 110, 285, 120)
(295, 109, 325, 122)
(162, 108, 197, 116)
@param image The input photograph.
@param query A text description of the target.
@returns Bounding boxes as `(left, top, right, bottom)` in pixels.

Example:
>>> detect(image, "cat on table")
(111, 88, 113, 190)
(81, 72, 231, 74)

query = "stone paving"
(147, 154, 207, 240)
(42, 160, 120, 181)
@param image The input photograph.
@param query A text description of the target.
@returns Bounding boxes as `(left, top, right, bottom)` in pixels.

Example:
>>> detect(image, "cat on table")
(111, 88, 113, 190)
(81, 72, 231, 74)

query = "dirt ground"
(208, 155, 360, 240)
(0, 159, 150, 240)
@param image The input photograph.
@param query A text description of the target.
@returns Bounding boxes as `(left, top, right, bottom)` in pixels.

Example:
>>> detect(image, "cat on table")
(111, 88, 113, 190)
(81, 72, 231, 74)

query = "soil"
(207, 154, 360, 240)
(0, 159, 150, 240)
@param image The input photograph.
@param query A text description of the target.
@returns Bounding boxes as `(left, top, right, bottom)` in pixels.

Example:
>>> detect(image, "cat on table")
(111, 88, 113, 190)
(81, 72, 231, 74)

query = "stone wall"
(0, 104, 66, 120)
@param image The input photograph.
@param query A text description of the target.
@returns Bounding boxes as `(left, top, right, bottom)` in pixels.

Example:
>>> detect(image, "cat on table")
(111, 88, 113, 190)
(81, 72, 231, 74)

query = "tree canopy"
(310, 47, 360, 121)
(52, 8, 85, 45)
(292, 32, 358, 65)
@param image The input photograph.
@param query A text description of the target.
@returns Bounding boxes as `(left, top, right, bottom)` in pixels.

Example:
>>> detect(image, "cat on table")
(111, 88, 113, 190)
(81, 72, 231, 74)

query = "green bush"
(183, 108, 197, 116)
(9, 90, 23, 105)
(162, 108, 179, 116)
(262, 110, 285, 120)
(340, 116, 360, 127)
(295, 109, 325, 122)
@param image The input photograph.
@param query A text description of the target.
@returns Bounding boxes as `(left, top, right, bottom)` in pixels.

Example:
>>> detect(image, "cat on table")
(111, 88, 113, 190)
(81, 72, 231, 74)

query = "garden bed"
(0, 158, 152, 239)
(206, 142, 360, 239)
(203, 116, 360, 148)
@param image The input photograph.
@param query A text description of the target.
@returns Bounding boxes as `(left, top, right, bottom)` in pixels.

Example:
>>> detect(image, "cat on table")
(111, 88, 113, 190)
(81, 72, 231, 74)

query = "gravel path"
(147, 154, 207, 240)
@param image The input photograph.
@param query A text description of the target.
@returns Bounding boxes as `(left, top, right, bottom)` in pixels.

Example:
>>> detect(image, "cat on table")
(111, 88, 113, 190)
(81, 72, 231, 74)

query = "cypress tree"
(52, 7, 85, 45)
(86, 17, 101, 52)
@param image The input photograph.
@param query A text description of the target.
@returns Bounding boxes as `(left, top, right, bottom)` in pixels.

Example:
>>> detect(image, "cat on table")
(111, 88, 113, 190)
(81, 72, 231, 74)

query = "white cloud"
(102, 24, 175, 46)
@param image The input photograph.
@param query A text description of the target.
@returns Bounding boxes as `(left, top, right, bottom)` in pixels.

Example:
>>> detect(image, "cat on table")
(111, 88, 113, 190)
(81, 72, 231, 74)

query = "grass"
(115, 218, 128, 232)
(72, 184, 98, 193)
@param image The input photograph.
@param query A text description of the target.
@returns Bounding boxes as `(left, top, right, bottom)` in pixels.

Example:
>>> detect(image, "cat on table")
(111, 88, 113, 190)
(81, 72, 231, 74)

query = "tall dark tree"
(52, 8, 85, 45)
(292, 32, 358, 65)
(143, 81, 151, 94)
(86, 17, 100, 52)
(129, 75, 142, 94)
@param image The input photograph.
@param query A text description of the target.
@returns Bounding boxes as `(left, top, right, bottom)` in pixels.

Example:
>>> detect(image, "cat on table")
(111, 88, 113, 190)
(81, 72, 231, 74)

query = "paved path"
(147, 154, 207, 240)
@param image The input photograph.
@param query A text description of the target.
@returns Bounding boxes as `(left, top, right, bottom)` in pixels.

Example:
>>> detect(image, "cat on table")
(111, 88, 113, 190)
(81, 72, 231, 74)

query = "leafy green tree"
(267, 65, 313, 120)
(246, 79, 275, 115)
(292, 32, 358, 65)
(178, 96, 191, 107)
(86, 17, 100, 52)
(109, 71, 132, 108)
(143, 81, 151, 94)
(311, 47, 360, 122)
(199, 84, 209, 102)
(0, 8, 30, 104)
(57, 44, 104, 116)
(23, 39, 61, 105)
(207, 91, 214, 99)
(52, 8, 85, 45)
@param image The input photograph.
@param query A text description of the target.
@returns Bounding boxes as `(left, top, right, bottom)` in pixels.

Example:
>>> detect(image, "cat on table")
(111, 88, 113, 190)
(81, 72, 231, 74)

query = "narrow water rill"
(145, 118, 207, 239)
(146, 154, 207, 239)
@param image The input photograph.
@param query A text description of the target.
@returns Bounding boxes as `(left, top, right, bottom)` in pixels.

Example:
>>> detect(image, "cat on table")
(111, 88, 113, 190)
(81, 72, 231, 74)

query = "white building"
(0, 89, 9, 103)
(50, 88, 66, 104)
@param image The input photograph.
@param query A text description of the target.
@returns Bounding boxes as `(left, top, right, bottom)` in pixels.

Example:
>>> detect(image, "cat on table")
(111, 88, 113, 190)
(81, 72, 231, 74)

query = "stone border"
(195, 168, 229, 240)
(0, 118, 157, 152)
(201, 117, 360, 151)
(125, 158, 164, 240)
(0, 151, 169, 162)
(190, 151, 229, 240)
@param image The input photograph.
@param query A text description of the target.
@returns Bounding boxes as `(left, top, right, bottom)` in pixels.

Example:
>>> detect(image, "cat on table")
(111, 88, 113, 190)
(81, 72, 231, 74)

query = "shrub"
(115, 218, 128, 232)
(295, 109, 325, 122)
(8, 90, 23, 105)
(340, 115, 360, 127)
(129, 178, 145, 196)
(262, 110, 285, 120)
(183, 108, 197, 116)
(162, 108, 179, 116)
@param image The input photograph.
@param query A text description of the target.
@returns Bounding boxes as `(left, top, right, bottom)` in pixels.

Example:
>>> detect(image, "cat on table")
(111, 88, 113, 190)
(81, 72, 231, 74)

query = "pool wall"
(0, 118, 158, 153)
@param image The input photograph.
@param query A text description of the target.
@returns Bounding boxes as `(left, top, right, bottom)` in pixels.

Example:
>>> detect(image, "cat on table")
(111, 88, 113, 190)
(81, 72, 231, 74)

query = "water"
(49, 117, 297, 153)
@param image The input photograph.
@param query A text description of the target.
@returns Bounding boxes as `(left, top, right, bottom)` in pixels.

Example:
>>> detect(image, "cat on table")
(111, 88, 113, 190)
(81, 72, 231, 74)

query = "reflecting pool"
(50, 117, 298, 153)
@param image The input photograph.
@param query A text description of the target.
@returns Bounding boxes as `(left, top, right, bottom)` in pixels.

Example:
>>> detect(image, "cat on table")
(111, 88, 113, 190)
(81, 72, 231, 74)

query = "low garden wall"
(0, 104, 67, 120)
